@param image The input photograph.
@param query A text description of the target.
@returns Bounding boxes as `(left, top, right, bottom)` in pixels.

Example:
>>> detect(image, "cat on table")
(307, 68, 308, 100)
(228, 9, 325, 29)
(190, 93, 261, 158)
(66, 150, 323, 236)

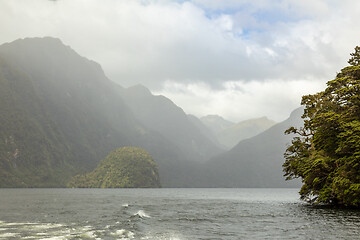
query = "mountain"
(0, 37, 207, 187)
(201, 108, 303, 187)
(120, 85, 223, 162)
(0, 36, 301, 188)
(0, 37, 137, 186)
(200, 115, 234, 134)
(68, 147, 160, 188)
(187, 114, 222, 149)
(217, 117, 276, 149)
(200, 114, 276, 150)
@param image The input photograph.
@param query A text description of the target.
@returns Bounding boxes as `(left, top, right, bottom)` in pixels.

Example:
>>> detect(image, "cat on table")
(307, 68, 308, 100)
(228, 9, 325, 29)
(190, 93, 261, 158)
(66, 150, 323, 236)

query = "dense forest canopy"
(283, 46, 360, 207)
(68, 147, 161, 188)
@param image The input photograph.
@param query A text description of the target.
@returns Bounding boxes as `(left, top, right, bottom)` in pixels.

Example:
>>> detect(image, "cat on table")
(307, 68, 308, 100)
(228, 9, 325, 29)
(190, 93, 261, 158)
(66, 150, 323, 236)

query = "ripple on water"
(1, 188, 360, 239)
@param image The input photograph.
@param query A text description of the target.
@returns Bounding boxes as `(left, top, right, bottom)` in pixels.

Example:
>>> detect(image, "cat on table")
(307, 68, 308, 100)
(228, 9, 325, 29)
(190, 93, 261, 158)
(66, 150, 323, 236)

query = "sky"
(1, 0, 360, 122)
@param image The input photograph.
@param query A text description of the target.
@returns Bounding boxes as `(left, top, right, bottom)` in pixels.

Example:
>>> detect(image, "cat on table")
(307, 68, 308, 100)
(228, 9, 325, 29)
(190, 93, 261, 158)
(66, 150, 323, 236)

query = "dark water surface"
(0, 188, 359, 239)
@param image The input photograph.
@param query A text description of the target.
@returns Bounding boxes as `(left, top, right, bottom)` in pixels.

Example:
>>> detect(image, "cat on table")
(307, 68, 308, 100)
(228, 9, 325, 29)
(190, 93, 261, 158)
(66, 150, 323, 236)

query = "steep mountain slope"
(0, 37, 198, 187)
(0, 37, 142, 186)
(217, 117, 276, 149)
(120, 85, 223, 162)
(202, 108, 303, 187)
(0, 56, 75, 186)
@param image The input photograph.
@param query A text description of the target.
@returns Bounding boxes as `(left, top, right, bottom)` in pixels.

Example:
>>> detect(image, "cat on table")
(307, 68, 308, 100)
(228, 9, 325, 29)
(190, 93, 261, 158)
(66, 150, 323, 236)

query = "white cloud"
(0, 0, 359, 120)
(154, 78, 326, 122)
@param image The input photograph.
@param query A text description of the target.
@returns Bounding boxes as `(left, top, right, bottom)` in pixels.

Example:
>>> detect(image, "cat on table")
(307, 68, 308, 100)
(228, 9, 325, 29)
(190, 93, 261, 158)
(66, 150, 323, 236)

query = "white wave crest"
(134, 210, 151, 218)
(140, 234, 184, 240)
(0, 232, 20, 238)
(111, 229, 135, 239)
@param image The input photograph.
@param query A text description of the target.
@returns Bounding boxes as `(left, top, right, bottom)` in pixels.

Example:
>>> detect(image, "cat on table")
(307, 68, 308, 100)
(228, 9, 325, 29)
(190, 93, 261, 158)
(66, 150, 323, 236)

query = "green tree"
(67, 147, 161, 188)
(283, 46, 360, 207)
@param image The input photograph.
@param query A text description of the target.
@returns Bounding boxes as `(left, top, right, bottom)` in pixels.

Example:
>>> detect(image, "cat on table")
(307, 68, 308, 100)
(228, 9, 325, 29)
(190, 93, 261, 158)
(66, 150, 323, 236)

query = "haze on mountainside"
(0, 37, 226, 187)
(1, 0, 360, 189)
(0, 37, 301, 187)
(200, 115, 277, 149)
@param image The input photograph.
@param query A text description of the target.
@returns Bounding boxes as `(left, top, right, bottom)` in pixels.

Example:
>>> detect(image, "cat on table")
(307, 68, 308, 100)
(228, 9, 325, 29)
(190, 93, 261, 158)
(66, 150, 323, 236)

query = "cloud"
(154, 78, 326, 122)
(0, 0, 359, 120)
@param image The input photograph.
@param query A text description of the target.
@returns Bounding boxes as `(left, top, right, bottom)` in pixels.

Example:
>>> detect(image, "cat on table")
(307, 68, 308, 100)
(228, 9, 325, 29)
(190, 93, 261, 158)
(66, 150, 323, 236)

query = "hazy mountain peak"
(0, 37, 105, 76)
(201, 114, 231, 122)
(126, 84, 152, 96)
(200, 115, 234, 134)
(4, 36, 63, 45)
(216, 116, 277, 149)
(289, 106, 304, 119)
(204, 108, 303, 187)
(1, 37, 70, 54)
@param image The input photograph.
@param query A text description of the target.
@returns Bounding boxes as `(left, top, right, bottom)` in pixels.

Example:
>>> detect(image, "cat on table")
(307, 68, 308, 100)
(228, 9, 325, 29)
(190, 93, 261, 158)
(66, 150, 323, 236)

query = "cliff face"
(68, 147, 161, 188)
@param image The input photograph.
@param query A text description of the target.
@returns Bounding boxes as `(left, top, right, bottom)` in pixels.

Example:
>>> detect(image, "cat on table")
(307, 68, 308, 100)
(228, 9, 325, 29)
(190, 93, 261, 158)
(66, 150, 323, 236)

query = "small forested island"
(67, 147, 161, 188)
(284, 46, 360, 207)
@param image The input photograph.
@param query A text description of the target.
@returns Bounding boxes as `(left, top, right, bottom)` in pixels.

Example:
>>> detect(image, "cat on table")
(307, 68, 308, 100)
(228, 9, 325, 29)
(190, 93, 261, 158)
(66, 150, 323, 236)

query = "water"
(0, 188, 359, 239)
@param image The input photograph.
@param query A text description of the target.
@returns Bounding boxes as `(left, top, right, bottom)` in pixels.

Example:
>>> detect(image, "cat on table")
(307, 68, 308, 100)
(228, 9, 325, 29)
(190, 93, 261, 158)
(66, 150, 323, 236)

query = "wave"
(111, 229, 135, 239)
(133, 210, 151, 218)
(0, 232, 20, 238)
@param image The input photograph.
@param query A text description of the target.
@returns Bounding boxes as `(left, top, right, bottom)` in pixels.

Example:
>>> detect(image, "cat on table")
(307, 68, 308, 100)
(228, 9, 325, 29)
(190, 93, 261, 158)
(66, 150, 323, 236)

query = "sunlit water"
(0, 188, 359, 239)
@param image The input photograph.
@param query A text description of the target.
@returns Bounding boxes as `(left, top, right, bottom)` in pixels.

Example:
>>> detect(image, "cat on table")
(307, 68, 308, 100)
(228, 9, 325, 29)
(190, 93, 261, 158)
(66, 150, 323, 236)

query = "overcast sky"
(1, 0, 360, 122)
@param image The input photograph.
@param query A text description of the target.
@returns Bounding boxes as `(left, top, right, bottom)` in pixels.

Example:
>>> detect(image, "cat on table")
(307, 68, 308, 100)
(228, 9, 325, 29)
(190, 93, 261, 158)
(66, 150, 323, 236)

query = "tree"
(283, 46, 360, 207)
(67, 147, 161, 188)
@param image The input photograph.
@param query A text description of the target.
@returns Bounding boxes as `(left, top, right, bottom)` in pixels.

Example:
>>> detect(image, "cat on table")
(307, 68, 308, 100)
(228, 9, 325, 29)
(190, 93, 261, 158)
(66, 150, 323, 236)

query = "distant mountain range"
(200, 115, 234, 134)
(0, 37, 220, 187)
(217, 117, 276, 149)
(200, 108, 303, 187)
(0, 37, 302, 188)
(200, 115, 276, 149)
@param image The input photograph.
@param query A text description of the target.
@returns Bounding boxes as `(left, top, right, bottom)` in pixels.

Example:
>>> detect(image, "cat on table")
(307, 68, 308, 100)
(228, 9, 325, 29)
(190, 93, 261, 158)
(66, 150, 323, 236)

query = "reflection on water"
(0, 188, 359, 239)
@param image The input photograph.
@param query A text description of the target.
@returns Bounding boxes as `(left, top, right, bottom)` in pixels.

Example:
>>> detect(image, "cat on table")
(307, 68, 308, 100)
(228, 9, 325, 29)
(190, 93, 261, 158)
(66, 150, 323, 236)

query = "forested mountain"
(68, 147, 160, 188)
(0, 37, 304, 188)
(0, 37, 136, 186)
(0, 37, 214, 187)
(201, 108, 303, 187)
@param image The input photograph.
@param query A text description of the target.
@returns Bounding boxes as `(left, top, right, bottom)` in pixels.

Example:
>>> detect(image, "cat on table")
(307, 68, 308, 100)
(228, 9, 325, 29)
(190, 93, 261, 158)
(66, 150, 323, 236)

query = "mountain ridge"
(0, 37, 222, 187)
(199, 108, 303, 187)
(0, 36, 302, 188)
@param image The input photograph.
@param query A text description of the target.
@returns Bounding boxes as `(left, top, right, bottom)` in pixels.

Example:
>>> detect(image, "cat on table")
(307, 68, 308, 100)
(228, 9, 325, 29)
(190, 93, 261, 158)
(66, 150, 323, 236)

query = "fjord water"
(0, 189, 359, 239)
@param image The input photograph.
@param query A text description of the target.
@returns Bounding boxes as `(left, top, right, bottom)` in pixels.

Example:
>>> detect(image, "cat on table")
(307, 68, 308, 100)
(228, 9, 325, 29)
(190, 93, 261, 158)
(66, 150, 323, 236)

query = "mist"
(1, 0, 360, 121)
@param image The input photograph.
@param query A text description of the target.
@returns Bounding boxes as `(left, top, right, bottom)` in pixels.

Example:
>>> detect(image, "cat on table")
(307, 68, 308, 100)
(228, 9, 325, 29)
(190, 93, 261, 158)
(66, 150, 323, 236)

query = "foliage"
(0, 57, 79, 187)
(283, 46, 360, 207)
(67, 147, 161, 188)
